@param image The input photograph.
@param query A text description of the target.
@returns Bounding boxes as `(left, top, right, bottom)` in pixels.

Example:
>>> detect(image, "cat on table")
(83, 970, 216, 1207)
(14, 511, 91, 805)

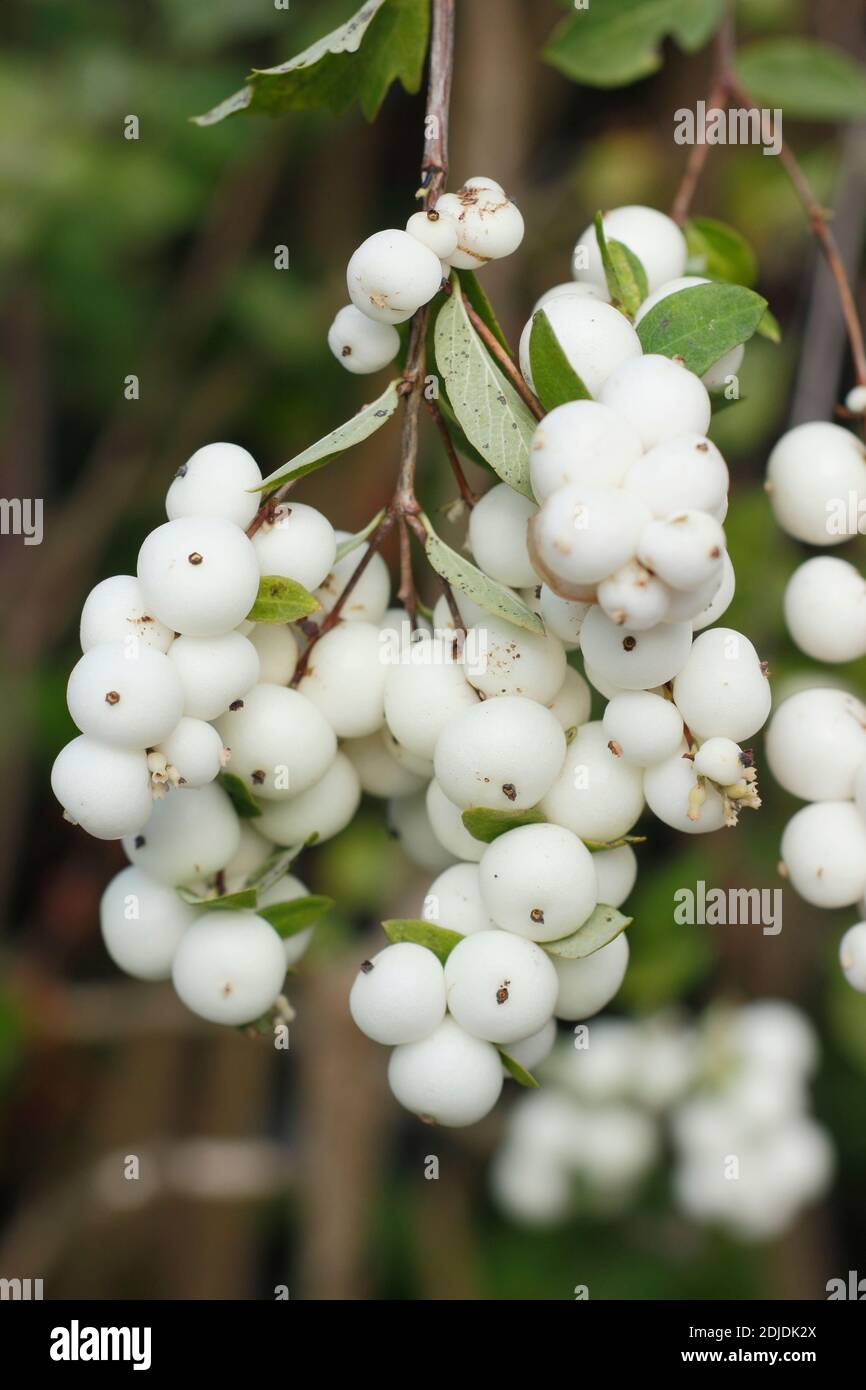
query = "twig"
(425, 396, 479, 506)
(464, 299, 544, 419)
(670, 13, 735, 225)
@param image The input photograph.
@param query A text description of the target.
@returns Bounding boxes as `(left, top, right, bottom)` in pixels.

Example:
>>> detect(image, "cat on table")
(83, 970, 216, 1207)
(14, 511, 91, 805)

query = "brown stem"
(397, 515, 418, 623)
(670, 11, 735, 224)
(425, 396, 479, 506)
(464, 300, 545, 420)
(421, 0, 455, 209)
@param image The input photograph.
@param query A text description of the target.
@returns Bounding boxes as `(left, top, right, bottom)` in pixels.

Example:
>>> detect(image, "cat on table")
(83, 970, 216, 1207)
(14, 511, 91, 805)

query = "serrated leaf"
(499, 1050, 541, 1088)
(685, 216, 758, 288)
(247, 575, 320, 624)
(736, 39, 866, 121)
(461, 805, 547, 844)
(434, 276, 535, 498)
(381, 918, 464, 963)
(259, 895, 334, 938)
(542, 903, 631, 959)
(528, 310, 591, 410)
(636, 282, 767, 375)
(219, 772, 263, 820)
(594, 213, 648, 317)
(543, 0, 726, 90)
(257, 379, 401, 491)
(193, 0, 429, 126)
(755, 307, 781, 344)
(456, 269, 511, 353)
(422, 518, 544, 634)
(177, 886, 259, 911)
(335, 508, 388, 563)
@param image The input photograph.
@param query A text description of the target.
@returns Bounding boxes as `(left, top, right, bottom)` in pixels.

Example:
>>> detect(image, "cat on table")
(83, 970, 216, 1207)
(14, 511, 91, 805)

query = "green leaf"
(177, 886, 259, 911)
(381, 918, 464, 964)
(335, 508, 388, 563)
(219, 772, 263, 820)
(542, 903, 631, 959)
(434, 276, 535, 498)
(583, 834, 647, 853)
(528, 309, 592, 410)
(247, 843, 308, 893)
(594, 213, 648, 316)
(636, 282, 767, 375)
(259, 895, 334, 938)
(456, 269, 511, 353)
(256, 379, 401, 491)
(756, 307, 781, 344)
(498, 1050, 541, 1088)
(736, 39, 866, 121)
(422, 517, 544, 634)
(247, 575, 320, 624)
(543, 0, 726, 90)
(461, 805, 547, 844)
(193, 0, 429, 126)
(685, 216, 758, 288)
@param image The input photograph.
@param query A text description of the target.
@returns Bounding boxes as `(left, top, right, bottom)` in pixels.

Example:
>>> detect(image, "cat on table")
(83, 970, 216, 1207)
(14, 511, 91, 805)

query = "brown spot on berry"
(341, 345, 351, 357)
(134, 835, 146, 849)
(360, 960, 374, 974)
(105, 690, 120, 705)
(496, 980, 511, 1005)
(175, 463, 188, 477)
(530, 908, 544, 925)
(502, 783, 517, 802)
(188, 552, 203, 566)
(229, 700, 244, 711)
(427, 209, 440, 221)
(251, 769, 266, 785)
(608, 740, 623, 757)
(696, 441, 709, 453)
(623, 635, 637, 651)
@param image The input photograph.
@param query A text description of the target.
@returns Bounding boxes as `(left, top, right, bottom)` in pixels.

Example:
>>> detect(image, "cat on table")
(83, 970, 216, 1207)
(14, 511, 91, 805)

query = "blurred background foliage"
(0, 0, 865, 1299)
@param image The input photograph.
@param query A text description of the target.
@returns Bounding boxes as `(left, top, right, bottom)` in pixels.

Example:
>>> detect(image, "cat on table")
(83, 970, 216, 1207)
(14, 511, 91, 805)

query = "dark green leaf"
(636, 282, 767, 375)
(542, 903, 631, 959)
(456, 269, 512, 353)
(462, 805, 547, 844)
(594, 212, 648, 316)
(247, 575, 320, 624)
(177, 886, 259, 911)
(381, 918, 464, 963)
(736, 39, 866, 121)
(499, 1050, 541, 1088)
(422, 518, 545, 634)
(219, 772, 263, 819)
(543, 0, 726, 90)
(685, 216, 758, 288)
(259, 895, 334, 938)
(528, 309, 592, 410)
(256, 378, 401, 490)
(193, 0, 430, 126)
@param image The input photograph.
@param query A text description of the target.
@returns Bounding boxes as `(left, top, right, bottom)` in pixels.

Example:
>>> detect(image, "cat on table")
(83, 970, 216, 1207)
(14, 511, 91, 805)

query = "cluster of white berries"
(328, 176, 524, 373)
(493, 1001, 832, 1241)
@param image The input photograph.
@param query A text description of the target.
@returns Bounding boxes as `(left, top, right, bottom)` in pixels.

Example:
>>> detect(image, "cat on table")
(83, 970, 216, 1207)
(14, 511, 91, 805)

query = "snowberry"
(425, 778, 485, 862)
(350, 942, 446, 1045)
(384, 634, 478, 758)
(422, 862, 496, 936)
(122, 782, 240, 885)
(781, 801, 866, 908)
(444, 929, 558, 1044)
(839, 922, 866, 992)
(580, 607, 692, 691)
(298, 621, 386, 738)
(634, 277, 744, 391)
(734, 1000, 817, 1078)
(154, 717, 226, 788)
(247, 623, 298, 685)
(342, 731, 425, 799)
(505, 1018, 558, 1074)
(219, 821, 274, 892)
(692, 550, 735, 630)
(547, 666, 592, 733)
(165, 442, 261, 530)
(66, 641, 183, 749)
(381, 725, 434, 779)
(80, 574, 174, 654)
(693, 737, 747, 787)
(643, 748, 726, 834)
(638, 510, 725, 591)
(435, 182, 524, 269)
(52, 736, 152, 840)
(529, 485, 651, 589)
(405, 208, 459, 261)
(540, 721, 644, 842)
(327, 304, 400, 374)
(316, 533, 391, 622)
(765, 687, 866, 801)
(519, 297, 641, 398)
(672, 628, 770, 742)
(591, 844, 638, 908)
(533, 282, 607, 313)
(602, 690, 684, 766)
(783, 556, 866, 663)
(624, 434, 729, 522)
(468, 484, 538, 588)
(347, 229, 443, 324)
(765, 420, 866, 545)
(137, 517, 260, 637)
(662, 565, 726, 624)
(388, 789, 457, 872)
(478, 823, 598, 942)
(256, 751, 361, 846)
(465, 613, 567, 703)
(599, 354, 711, 451)
(433, 694, 566, 811)
(529, 400, 643, 501)
(100, 865, 196, 981)
(573, 205, 687, 294)
(537, 586, 591, 649)
(552, 931, 630, 1020)
(215, 683, 336, 800)
(598, 559, 672, 630)
(388, 1017, 503, 1127)
(168, 631, 260, 721)
(172, 911, 286, 1026)
(251, 502, 337, 591)
(255, 871, 316, 967)
(845, 385, 866, 414)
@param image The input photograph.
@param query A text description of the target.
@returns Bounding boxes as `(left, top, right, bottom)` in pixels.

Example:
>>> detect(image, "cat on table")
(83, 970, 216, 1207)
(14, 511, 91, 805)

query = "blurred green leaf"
(335, 509, 388, 562)
(756, 306, 781, 343)
(177, 885, 259, 909)
(382, 918, 464, 962)
(543, 0, 726, 89)
(736, 39, 866, 120)
(219, 772, 264, 819)
(259, 895, 334, 937)
(529, 308, 591, 410)
(247, 575, 320, 623)
(637, 282, 768, 374)
(543, 904, 631, 959)
(499, 1050, 540, 1087)
(422, 517, 545, 633)
(685, 216, 758, 288)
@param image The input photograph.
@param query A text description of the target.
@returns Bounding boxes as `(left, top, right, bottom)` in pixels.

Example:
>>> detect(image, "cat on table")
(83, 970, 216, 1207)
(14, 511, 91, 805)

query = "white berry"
(137, 517, 260, 637)
(327, 304, 400, 374)
(580, 606, 692, 691)
(602, 690, 684, 766)
(316, 533, 391, 622)
(165, 442, 261, 530)
(553, 932, 630, 1020)
(67, 641, 183, 749)
(347, 228, 443, 324)
(529, 400, 642, 501)
(599, 354, 711, 451)
(215, 683, 336, 801)
(100, 865, 196, 980)
(519, 297, 641, 398)
(765, 687, 866, 801)
(52, 736, 152, 840)
(572, 205, 687, 294)
(168, 631, 260, 721)
(434, 694, 566, 811)
(765, 420, 866, 545)
(540, 721, 644, 842)
(172, 911, 286, 1026)
(839, 922, 866, 992)
(256, 751, 360, 846)
(422, 862, 496, 935)
(478, 823, 598, 941)
(444, 929, 558, 1044)
(155, 716, 226, 788)
(388, 1017, 503, 1127)
(350, 942, 446, 1045)
(122, 782, 240, 886)
(80, 574, 174, 654)
(469, 484, 538, 588)
(252, 502, 337, 591)
(783, 556, 866, 663)
(673, 628, 770, 742)
(781, 801, 866, 908)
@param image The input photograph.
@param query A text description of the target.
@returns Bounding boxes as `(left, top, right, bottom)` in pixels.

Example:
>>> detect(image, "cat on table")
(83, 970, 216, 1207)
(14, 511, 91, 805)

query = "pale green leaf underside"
(335, 508, 388, 563)
(542, 903, 632, 959)
(422, 518, 545, 635)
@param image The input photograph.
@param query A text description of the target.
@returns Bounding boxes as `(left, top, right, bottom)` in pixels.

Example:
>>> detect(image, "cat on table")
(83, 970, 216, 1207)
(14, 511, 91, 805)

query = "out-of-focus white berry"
(168, 631, 260, 721)
(540, 721, 644, 841)
(602, 690, 684, 766)
(781, 801, 866, 908)
(573, 205, 687, 293)
(315, 533, 391, 623)
(592, 844, 638, 908)
(581, 607, 692, 691)
(347, 229, 443, 324)
(672, 628, 771, 742)
(783, 557, 866, 663)
(172, 911, 286, 1026)
(342, 731, 426, 799)
(504, 1018, 558, 1075)
(638, 510, 725, 591)
(599, 354, 711, 451)
(598, 559, 672, 630)
(405, 208, 459, 260)
(80, 575, 174, 654)
(547, 666, 592, 732)
(388, 789, 457, 872)
(155, 717, 226, 788)
(215, 683, 336, 801)
(252, 502, 337, 591)
(468, 483, 538, 588)
(219, 821, 274, 892)
(350, 942, 447, 1045)
(634, 276, 744, 391)
(67, 641, 183, 749)
(537, 585, 591, 649)
(553, 932, 630, 1020)
(137, 517, 260, 637)
(256, 751, 361, 847)
(839, 922, 866, 992)
(519, 298, 641, 398)
(643, 748, 726, 834)
(845, 385, 866, 414)
(247, 624, 298, 686)
(444, 929, 558, 1044)
(529, 400, 643, 501)
(388, 1017, 503, 1127)
(479, 823, 598, 941)
(624, 434, 729, 522)
(692, 550, 735, 630)
(298, 620, 386, 738)
(327, 304, 400, 374)
(529, 485, 651, 589)
(433, 694, 566, 811)
(435, 182, 524, 269)
(256, 871, 316, 967)
(422, 862, 496, 935)
(766, 687, 866, 801)
(425, 778, 485, 862)
(765, 421, 866, 545)
(52, 737, 152, 841)
(100, 865, 196, 981)
(122, 782, 240, 885)
(165, 443, 261, 530)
